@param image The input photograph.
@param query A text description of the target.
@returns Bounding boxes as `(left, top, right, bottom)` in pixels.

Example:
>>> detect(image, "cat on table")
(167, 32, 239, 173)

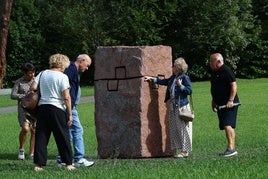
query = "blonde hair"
(174, 57, 188, 74)
(49, 54, 70, 69)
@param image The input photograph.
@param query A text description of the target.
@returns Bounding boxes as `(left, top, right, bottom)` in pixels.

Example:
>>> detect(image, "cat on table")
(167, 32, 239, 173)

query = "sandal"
(66, 165, 76, 171)
(34, 166, 44, 171)
(174, 152, 189, 158)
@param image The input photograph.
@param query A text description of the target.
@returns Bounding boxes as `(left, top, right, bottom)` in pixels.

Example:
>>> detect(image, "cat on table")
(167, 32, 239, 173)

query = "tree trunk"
(0, 0, 13, 88)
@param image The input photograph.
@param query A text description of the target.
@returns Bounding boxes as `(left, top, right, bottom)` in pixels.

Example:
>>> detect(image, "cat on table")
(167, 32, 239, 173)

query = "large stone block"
(94, 45, 174, 158)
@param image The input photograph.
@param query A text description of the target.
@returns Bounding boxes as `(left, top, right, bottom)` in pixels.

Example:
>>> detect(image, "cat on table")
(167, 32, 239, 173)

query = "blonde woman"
(31, 54, 74, 171)
(145, 58, 193, 158)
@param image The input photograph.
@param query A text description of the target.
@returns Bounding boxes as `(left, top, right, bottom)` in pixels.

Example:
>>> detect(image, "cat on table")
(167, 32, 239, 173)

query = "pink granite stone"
(94, 45, 175, 158)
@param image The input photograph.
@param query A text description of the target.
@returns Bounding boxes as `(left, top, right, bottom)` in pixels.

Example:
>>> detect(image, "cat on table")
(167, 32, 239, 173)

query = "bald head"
(75, 54, 92, 72)
(77, 54, 91, 63)
(210, 53, 224, 71)
(210, 53, 224, 63)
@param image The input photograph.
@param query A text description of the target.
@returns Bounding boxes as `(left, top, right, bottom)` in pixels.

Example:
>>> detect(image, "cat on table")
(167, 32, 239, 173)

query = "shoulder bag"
(21, 71, 43, 119)
(179, 95, 195, 122)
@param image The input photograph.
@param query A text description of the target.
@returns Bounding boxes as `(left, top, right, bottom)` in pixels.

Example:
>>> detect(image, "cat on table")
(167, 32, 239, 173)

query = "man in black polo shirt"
(210, 53, 240, 157)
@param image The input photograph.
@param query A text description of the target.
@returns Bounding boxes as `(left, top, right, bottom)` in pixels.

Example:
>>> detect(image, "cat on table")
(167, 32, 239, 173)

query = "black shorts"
(217, 106, 238, 130)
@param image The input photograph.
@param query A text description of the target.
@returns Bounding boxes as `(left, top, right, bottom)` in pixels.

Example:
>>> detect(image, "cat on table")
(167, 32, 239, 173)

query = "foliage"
(238, 40, 268, 78)
(92, 0, 164, 45)
(161, 0, 262, 80)
(252, 0, 268, 40)
(5, 0, 44, 87)
(3, 0, 268, 87)
(0, 79, 268, 178)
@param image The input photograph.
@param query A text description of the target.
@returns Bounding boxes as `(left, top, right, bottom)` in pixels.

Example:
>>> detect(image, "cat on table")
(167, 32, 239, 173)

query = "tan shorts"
(18, 104, 36, 127)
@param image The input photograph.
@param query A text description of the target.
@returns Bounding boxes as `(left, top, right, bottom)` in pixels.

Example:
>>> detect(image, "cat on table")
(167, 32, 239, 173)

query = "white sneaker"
(74, 158, 94, 167)
(18, 149, 25, 160)
(174, 152, 189, 158)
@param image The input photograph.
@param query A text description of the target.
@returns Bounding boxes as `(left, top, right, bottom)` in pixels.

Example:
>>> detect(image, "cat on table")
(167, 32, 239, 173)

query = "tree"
(0, 0, 13, 88)
(252, 0, 268, 40)
(3, 0, 267, 87)
(6, 0, 45, 87)
(162, 0, 261, 80)
(93, 0, 164, 46)
(35, 0, 96, 85)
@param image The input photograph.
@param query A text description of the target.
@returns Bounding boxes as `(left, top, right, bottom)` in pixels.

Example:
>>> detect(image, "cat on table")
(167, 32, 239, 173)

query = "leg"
(29, 123, 36, 156)
(34, 106, 51, 167)
(51, 107, 73, 165)
(34, 121, 50, 166)
(70, 107, 94, 167)
(224, 125, 236, 150)
(19, 122, 29, 149)
(70, 107, 84, 162)
(18, 122, 30, 160)
(218, 107, 238, 157)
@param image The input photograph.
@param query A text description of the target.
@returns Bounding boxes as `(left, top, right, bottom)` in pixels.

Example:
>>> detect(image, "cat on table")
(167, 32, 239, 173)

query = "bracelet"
(228, 99, 234, 102)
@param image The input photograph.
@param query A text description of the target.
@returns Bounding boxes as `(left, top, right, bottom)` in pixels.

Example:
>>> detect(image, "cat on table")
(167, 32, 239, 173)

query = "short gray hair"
(174, 57, 188, 74)
(76, 54, 91, 62)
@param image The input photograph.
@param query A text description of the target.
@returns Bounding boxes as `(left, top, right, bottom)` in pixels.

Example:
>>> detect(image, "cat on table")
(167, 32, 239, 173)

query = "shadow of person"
(145, 81, 164, 156)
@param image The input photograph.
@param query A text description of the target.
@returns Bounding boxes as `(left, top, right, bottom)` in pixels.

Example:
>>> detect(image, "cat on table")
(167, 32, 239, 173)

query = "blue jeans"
(69, 106, 84, 162)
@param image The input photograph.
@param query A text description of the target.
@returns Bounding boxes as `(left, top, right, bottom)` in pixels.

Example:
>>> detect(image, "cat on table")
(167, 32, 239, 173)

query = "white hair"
(76, 54, 91, 62)
(216, 54, 224, 63)
(77, 54, 84, 61)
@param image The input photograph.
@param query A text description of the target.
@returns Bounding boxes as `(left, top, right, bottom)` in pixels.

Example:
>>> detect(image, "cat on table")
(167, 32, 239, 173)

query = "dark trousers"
(34, 104, 73, 166)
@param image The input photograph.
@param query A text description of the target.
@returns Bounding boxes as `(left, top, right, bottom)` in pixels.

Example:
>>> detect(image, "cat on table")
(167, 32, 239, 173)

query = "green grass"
(0, 79, 267, 178)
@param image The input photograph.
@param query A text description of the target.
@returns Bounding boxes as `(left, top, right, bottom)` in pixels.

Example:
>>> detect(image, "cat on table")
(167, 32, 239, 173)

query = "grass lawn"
(0, 79, 267, 178)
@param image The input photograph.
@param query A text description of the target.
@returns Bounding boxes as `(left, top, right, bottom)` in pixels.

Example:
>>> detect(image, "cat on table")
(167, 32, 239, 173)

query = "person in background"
(144, 58, 193, 158)
(57, 54, 94, 167)
(31, 54, 75, 171)
(210, 53, 240, 157)
(11, 62, 36, 160)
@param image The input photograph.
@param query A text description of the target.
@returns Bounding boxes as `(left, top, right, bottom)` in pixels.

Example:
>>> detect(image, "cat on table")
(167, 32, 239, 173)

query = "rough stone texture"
(94, 45, 174, 158)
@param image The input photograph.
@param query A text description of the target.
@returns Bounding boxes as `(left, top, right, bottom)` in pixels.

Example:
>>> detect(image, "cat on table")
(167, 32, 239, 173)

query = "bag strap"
(189, 94, 194, 111)
(38, 71, 44, 86)
(178, 94, 194, 111)
(36, 71, 44, 94)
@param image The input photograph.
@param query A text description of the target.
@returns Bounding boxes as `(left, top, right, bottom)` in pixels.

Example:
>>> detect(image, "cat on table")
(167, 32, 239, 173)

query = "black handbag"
(21, 90, 40, 118)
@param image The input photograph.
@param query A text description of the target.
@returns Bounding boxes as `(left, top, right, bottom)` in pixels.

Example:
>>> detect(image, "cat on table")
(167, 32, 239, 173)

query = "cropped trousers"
(34, 104, 73, 166)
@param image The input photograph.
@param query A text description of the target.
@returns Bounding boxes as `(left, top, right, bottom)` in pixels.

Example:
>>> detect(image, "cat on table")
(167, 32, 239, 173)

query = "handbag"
(21, 71, 43, 119)
(21, 90, 40, 118)
(179, 95, 195, 122)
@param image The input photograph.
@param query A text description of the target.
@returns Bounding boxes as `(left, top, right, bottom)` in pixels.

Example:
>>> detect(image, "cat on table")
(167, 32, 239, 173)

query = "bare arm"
(30, 81, 38, 91)
(62, 88, 73, 126)
(226, 82, 237, 108)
